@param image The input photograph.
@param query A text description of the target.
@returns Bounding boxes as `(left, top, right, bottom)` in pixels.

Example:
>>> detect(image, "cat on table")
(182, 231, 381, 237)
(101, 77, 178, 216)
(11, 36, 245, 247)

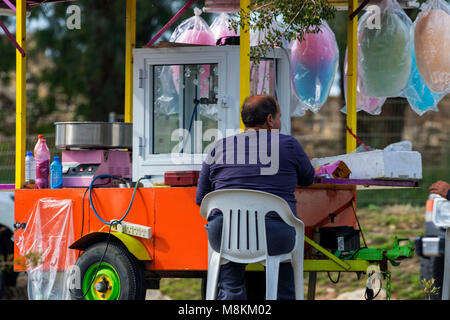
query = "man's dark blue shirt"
(195, 131, 315, 215)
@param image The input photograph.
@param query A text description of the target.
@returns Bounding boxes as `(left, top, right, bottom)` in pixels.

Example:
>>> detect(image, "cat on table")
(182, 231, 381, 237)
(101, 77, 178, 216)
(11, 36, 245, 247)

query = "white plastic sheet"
(14, 198, 75, 300)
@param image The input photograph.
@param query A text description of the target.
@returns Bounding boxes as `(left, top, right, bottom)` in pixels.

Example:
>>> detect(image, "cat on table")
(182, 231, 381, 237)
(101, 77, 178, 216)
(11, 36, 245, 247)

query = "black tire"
(420, 256, 444, 300)
(71, 241, 146, 300)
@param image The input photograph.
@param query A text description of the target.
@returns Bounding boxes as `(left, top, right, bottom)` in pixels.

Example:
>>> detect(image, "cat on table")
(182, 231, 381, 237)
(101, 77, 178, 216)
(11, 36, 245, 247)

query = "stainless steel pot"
(55, 122, 132, 150)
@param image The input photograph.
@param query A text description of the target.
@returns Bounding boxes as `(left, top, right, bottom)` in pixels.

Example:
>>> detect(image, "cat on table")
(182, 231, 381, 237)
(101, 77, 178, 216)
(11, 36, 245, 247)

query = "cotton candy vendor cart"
(8, 0, 423, 300)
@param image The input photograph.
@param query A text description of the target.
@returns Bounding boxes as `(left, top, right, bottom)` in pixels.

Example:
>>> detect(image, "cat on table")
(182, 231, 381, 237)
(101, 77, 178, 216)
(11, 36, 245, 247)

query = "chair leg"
(206, 251, 221, 300)
(265, 256, 281, 300)
(292, 249, 304, 300)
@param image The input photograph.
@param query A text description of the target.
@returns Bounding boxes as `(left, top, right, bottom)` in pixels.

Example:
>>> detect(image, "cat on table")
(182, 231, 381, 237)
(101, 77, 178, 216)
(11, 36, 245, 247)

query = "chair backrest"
(200, 189, 302, 264)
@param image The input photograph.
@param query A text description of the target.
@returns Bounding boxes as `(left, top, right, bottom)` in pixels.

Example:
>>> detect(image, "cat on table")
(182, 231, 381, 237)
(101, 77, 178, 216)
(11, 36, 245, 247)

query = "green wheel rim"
(83, 262, 121, 300)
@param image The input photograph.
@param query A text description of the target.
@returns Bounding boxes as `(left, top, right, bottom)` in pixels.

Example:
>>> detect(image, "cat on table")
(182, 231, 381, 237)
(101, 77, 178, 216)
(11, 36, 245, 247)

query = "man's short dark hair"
(241, 95, 278, 127)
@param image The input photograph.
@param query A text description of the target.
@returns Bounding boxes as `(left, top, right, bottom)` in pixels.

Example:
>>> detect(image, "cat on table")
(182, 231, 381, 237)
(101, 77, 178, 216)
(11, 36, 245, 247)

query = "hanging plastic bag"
(401, 29, 445, 115)
(358, 0, 412, 98)
(170, 7, 216, 45)
(414, 0, 450, 94)
(170, 8, 215, 98)
(342, 49, 386, 115)
(210, 13, 239, 45)
(290, 20, 339, 114)
(14, 198, 76, 300)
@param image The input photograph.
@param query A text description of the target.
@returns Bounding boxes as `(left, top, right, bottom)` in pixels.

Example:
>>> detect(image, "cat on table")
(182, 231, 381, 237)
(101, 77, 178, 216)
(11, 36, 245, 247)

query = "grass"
(158, 204, 429, 300)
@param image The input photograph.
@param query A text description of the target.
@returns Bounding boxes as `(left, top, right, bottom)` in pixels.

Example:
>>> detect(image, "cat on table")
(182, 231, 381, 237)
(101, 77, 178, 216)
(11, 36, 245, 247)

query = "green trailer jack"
(303, 236, 415, 300)
(248, 236, 415, 299)
(338, 237, 416, 266)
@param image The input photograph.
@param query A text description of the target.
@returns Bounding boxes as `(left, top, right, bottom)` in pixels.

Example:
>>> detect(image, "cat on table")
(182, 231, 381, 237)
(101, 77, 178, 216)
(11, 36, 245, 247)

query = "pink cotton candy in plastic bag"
(170, 8, 215, 97)
(210, 13, 239, 44)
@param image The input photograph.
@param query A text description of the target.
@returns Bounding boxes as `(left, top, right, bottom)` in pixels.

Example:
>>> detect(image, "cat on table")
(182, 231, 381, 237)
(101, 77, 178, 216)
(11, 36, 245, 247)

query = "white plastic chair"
(200, 189, 305, 300)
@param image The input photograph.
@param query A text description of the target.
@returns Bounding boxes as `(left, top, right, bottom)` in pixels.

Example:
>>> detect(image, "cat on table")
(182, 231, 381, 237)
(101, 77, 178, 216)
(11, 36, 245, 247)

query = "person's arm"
(292, 138, 315, 187)
(195, 161, 214, 206)
(429, 180, 450, 200)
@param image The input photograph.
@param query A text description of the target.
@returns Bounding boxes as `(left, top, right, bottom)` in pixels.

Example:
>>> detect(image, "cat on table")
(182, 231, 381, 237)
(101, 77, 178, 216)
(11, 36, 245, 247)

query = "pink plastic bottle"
(35, 138, 50, 189)
(34, 134, 44, 158)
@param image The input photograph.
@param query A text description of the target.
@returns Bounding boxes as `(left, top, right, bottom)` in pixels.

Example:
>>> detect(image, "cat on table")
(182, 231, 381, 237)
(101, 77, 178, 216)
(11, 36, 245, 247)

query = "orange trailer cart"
(10, 0, 418, 300)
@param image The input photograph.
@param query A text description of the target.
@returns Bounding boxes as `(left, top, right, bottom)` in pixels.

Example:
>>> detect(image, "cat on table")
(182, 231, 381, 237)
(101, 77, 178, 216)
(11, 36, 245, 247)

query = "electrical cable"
(72, 174, 151, 299)
(327, 272, 341, 284)
(364, 274, 382, 300)
(72, 223, 114, 300)
(88, 175, 149, 226)
(350, 200, 368, 248)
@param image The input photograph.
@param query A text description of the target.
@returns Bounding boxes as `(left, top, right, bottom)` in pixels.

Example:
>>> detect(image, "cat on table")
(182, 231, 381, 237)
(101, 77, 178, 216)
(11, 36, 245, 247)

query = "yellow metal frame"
(346, 0, 358, 153)
(239, 0, 251, 132)
(15, 0, 27, 189)
(124, 0, 136, 123)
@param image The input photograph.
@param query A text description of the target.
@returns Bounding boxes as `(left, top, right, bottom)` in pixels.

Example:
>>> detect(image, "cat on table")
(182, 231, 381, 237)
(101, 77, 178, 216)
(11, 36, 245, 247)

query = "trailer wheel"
(71, 241, 146, 300)
(420, 256, 444, 300)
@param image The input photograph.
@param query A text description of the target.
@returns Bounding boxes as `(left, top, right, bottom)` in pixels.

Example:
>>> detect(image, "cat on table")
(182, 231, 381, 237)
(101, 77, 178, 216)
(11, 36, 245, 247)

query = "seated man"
(195, 95, 315, 300)
(429, 180, 450, 200)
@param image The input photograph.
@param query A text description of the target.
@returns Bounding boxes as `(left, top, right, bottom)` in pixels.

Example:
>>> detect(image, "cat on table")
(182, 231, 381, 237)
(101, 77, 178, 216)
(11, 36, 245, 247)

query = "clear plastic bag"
(358, 0, 412, 98)
(384, 140, 412, 151)
(170, 8, 216, 45)
(401, 28, 445, 115)
(170, 8, 215, 98)
(414, 0, 450, 94)
(14, 198, 76, 300)
(210, 13, 239, 44)
(289, 20, 339, 114)
(342, 49, 387, 115)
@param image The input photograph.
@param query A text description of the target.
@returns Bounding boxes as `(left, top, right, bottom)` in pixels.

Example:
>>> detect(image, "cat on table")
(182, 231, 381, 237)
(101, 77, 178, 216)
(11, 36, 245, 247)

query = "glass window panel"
(152, 63, 219, 154)
(250, 59, 276, 96)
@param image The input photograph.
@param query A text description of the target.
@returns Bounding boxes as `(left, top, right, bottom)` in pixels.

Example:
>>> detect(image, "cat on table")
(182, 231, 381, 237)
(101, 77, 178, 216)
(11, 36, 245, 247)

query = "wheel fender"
(70, 232, 151, 261)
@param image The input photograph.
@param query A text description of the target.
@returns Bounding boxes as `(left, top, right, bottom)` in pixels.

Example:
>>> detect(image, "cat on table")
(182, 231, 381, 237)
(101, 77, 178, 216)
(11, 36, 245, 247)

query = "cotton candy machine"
(55, 122, 132, 187)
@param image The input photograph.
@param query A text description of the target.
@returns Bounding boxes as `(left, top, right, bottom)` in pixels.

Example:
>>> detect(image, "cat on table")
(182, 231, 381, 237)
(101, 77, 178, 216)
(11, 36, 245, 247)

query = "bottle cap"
(26, 151, 32, 156)
(54, 156, 60, 161)
(38, 134, 44, 139)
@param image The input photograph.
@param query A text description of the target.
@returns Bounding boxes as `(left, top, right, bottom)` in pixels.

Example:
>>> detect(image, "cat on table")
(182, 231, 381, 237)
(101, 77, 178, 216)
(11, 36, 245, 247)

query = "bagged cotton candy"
(414, 0, 450, 94)
(170, 8, 215, 97)
(290, 20, 339, 114)
(170, 8, 216, 45)
(401, 29, 445, 115)
(342, 49, 386, 115)
(210, 13, 239, 45)
(358, 0, 412, 98)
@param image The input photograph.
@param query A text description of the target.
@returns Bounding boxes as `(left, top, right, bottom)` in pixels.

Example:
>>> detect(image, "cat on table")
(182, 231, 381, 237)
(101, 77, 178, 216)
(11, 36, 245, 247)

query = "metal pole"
(240, 0, 250, 132)
(15, 0, 26, 189)
(346, 0, 358, 153)
(307, 272, 317, 300)
(442, 228, 450, 300)
(124, 0, 136, 123)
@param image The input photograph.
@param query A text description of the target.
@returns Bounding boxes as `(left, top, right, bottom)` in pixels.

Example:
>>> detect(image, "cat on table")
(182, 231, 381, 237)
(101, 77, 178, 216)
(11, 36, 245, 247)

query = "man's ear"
(266, 113, 273, 129)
